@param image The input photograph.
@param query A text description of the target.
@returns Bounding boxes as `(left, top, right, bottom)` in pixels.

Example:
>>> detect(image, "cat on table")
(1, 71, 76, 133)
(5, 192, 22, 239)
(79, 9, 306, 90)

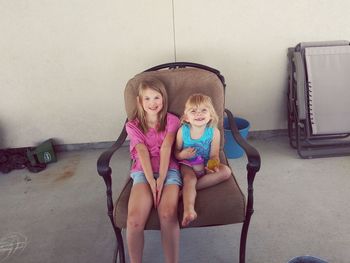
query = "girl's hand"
(156, 177, 165, 206)
(180, 147, 196, 159)
(149, 178, 158, 208)
(205, 166, 220, 174)
(207, 158, 220, 170)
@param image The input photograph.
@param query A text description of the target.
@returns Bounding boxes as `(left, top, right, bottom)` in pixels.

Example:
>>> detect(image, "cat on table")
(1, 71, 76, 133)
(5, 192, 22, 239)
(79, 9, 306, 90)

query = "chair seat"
(114, 154, 246, 230)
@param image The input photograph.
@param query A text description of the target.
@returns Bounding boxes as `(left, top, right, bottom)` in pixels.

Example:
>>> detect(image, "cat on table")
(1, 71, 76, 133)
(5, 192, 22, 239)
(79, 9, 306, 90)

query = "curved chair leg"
(239, 209, 253, 263)
(109, 216, 125, 263)
(239, 167, 257, 263)
(116, 230, 125, 263)
(111, 230, 125, 263)
(113, 243, 118, 263)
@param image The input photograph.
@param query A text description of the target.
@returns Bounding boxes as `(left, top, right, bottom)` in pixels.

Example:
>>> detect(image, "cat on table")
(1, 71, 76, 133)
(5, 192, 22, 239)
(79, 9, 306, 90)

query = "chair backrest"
(293, 41, 349, 121)
(304, 45, 350, 134)
(124, 67, 226, 149)
(293, 40, 350, 134)
(115, 66, 246, 229)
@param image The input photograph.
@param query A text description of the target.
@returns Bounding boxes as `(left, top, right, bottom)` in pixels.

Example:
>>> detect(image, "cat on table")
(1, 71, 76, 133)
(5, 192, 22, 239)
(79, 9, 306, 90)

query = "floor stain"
(24, 155, 81, 185)
(55, 169, 74, 181)
(53, 156, 80, 182)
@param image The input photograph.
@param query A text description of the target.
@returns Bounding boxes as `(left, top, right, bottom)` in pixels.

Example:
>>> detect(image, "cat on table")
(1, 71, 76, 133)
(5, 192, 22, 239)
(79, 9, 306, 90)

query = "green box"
(26, 139, 57, 166)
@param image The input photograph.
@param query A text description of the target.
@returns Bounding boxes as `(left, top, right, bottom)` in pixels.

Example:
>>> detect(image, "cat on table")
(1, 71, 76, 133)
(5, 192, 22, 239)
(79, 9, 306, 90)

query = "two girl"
(126, 78, 230, 262)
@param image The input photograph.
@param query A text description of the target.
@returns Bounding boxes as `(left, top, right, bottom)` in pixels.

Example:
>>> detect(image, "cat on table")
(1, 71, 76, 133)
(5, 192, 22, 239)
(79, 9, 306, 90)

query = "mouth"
(194, 117, 205, 121)
(148, 106, 159, 111)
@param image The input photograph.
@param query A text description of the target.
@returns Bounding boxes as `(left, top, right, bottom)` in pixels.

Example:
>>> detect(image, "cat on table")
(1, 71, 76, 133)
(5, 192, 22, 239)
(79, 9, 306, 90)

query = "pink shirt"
(126, 113, 180, 173)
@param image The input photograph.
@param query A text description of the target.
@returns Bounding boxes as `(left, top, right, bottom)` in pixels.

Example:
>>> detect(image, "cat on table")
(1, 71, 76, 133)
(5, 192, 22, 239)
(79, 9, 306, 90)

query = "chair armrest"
(224, 109, 261, 227)
(224, 109, 261, 173)
(97, 119, 128, 177)
(96, 120, 128, 262)
(96, 119, 128, 218)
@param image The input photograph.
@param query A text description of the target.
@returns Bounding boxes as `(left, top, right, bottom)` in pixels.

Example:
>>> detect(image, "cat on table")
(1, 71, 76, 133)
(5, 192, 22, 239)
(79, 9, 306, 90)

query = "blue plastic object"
(223, 117, 250, 159)
(287, 255, 328, 263)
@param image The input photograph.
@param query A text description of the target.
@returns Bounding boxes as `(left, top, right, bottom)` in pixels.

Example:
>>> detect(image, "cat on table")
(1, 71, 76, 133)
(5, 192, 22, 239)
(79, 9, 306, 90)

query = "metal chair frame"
(287, 44, 350, 158)
(97, 62, 261, 262)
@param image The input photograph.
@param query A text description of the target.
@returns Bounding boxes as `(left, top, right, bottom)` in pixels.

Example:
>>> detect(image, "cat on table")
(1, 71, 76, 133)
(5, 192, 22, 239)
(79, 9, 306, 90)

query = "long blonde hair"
(181, 93, 219, 127)
(136, 78, 168, 133)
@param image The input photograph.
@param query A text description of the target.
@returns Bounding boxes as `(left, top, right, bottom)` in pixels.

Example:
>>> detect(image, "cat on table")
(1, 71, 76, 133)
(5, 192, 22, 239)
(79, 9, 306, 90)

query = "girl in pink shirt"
(125, 78, 181, 263)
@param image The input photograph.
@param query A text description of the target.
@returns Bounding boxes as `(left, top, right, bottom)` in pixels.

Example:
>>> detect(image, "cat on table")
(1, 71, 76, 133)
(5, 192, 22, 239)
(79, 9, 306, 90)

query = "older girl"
(126, 78, 181, 263)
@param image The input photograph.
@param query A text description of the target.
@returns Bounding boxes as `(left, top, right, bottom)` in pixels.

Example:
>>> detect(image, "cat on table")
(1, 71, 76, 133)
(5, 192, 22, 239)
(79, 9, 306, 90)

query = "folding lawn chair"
(287, 40, 350, 158)
(97, 62, 261, 262)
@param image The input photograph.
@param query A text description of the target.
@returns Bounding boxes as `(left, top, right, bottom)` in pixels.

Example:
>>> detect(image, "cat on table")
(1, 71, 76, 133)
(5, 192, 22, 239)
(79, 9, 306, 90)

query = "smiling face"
(136, 78, 168, 133)
(181, 93, 219, 128)
(185, 105, 211, 127)
(140, 88, 164, 118)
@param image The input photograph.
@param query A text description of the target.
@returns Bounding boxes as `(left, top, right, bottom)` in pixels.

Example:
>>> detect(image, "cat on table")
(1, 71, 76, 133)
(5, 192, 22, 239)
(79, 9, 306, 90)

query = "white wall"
(1, 0, 350, 148)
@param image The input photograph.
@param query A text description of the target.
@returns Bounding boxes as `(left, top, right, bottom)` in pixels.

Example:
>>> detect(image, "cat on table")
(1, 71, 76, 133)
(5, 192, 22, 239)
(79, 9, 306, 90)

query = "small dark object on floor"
(0, 139, 57, 174)
(0, 147, 47, 174)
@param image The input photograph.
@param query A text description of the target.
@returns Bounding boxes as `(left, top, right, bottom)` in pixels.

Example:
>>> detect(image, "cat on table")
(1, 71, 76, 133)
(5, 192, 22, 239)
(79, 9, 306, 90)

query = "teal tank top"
(181, 123, 214, 164)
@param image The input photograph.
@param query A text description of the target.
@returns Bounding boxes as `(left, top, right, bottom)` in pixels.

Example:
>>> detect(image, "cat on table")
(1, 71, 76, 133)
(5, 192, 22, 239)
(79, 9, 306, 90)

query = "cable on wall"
(171, 0, 177, 62)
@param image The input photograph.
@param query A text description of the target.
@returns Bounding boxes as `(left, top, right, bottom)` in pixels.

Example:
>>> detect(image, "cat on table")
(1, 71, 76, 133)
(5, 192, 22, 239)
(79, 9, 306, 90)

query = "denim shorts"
(130, 169, 182, 186)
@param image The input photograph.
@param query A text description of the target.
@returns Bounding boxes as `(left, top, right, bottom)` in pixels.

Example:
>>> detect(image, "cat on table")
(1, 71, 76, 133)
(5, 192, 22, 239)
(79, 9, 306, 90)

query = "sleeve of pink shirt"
(125, 114, 180, 160)
(125, 120, 145, 158)
(166, 113, 180, 133)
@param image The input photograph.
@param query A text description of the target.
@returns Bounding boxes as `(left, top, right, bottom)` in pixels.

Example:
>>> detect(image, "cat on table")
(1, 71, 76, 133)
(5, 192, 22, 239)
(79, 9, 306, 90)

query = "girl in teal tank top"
(181, 123, 213, 164)
(175, 93, 232, 227)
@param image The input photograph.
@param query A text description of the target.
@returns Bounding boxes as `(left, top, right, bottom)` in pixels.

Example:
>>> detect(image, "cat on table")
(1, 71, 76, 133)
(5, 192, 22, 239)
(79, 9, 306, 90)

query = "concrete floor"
(1, 135, 349, 263)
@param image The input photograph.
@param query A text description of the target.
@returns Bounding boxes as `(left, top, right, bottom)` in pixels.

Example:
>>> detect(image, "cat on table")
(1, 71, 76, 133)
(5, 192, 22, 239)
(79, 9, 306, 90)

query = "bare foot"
(182, 209, 197, 227)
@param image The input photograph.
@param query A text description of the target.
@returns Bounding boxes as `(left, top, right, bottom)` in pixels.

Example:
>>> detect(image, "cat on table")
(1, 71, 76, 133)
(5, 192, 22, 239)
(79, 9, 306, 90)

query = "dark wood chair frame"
(97, 62, 261, 263)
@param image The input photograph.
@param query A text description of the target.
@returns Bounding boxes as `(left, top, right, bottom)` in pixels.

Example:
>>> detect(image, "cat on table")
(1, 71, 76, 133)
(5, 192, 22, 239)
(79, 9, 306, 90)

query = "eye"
(143, 97, 150, 101)
(202, 108, 208, 113)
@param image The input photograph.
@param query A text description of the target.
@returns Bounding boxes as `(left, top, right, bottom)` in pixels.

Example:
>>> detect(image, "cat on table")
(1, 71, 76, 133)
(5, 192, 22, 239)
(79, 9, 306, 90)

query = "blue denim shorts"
(130, 169, 182, 186)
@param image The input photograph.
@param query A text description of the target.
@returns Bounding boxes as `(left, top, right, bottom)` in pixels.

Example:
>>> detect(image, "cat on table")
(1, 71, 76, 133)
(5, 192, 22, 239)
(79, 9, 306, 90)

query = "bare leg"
(158, 185, 180, 263)
(126, 183, 153, 263)
(181, 165, 198, 227)
(196, 164, 231, 190)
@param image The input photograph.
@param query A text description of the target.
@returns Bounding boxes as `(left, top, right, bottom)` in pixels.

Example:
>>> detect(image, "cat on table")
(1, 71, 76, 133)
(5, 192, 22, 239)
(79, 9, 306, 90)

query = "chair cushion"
(114, 151, 246, 230)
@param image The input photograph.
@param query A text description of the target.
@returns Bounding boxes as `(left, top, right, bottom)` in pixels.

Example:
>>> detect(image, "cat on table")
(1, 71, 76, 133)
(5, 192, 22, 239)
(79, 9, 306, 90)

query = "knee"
(127, 214, 145, 232)
(158, 207, 178, 224)
(219, 165, 232, 181)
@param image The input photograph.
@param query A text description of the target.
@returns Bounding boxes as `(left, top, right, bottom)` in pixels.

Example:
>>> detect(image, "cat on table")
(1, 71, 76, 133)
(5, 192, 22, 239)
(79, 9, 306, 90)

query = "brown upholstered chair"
(97, 62, 261, 263)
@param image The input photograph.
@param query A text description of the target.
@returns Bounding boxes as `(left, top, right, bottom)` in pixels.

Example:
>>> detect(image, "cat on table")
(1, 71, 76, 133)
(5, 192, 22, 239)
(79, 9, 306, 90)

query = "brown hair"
(136, 78, 168, 133)
(181, 93, 219, 127)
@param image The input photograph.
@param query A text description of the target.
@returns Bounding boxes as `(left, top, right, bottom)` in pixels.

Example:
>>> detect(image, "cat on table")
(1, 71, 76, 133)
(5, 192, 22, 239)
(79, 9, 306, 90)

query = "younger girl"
(125, 78, 181, 263)
(175, 93, 231, 227)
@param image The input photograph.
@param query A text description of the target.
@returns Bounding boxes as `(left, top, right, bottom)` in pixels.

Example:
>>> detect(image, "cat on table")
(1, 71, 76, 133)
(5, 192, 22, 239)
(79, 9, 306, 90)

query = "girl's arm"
(157, 132, 177, 205)
(135, 143, 155, 183)
(135, 143, 157, 207)
(174, 129, 184, 160)
(159, 132, 177, 180)
(209, 127, 221, 160)
(174, 128, 196, 160)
